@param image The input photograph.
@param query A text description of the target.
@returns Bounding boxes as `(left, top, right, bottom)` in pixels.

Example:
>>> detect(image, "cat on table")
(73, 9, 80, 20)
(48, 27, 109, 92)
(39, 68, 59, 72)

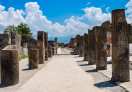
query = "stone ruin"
(54, 37, 58, 55)
(70, 9, 130, 82)
(37, 31, 45, 64)
(28, 38, 39, 69)
(94, 26, 107, 70)
(48, 44, 53, 57)
(1, 45, 19, 86)
(102, 21, 112, 57)
(44, 32, 48, 61)
(111, 9, 130, 82)
(0, 32, 22, 86)
(74, 35, 84, 57)
(0, 29, 57, 86)
(0, 33, 10, 50)
(83, 33, 89, 61)
(79, 36, 84, 57)
(88, 29, 96, 65)
(72, 35, 80, 55)
(48, 40, 57, 56)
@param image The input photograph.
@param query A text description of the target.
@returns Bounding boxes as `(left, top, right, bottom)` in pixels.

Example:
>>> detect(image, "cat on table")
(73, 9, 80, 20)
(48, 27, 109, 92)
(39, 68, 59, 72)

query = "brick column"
(88, 30, 96, 65)
(84, 33, 89, 61)
(75, 35, 81, 55)
(111, 9, 130, 82)
(28, 48, 39, 69)
(48, 45, 53, 57)
(44, 32, 48, 61)
(95, 26, 107, 70)
(37, 31, 45, 64)
(28, 38, 39, 69)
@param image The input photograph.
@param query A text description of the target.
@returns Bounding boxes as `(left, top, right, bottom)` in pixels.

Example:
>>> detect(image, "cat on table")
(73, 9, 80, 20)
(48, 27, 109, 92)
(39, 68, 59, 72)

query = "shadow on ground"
(86, 69, 97, 72)
(0, 83, 16, 88)
(94, 81, 117, 88)
(22, 68, 33, 71)
(80, 63, 89, 66)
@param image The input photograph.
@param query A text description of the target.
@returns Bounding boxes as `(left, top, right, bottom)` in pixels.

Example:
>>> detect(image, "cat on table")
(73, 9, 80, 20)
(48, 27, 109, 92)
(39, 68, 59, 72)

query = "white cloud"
(0, 2, 111, 42)
(81, 7, 111, 27)
(126, 0, 132, 23)
(0, 5, 5, 11)
(0, 6, 24, 26)
(64, 16, 89, 37)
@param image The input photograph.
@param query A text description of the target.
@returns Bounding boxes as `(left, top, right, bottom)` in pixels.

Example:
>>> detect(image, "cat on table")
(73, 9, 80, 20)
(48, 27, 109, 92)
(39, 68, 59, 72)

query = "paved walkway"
(76, 58, 128, 92)
(15, 48, 109, 92)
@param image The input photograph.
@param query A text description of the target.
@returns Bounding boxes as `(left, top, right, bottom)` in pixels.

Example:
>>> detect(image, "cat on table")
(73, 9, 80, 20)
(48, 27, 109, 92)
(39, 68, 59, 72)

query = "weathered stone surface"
(21, 34, 31, 48)
(28, 48, 39, 69)
(48, 40, 58, 55)
(28, 38, 38, 48)
(102, 21, 112, 57)
(37, 31, 45, 64)
(88, 30, 96, 65)
(0, 34, 10, 50)
(111, 9, 130, 82)
(48, 45, 53, 57)
(1, 45, 19, 86)
(68, 38, 75, 48)
(9, 32, 22, 55)
(75, 35, 84, 57)
(83, 33, 89, 61)
(95, 26, 107, 70)
(48, 41, 55, 55)
(54, 37, 58, 55)
(73, 35, 80, 55)
(44, 32, 48, 61)
(27, 38, 39, 69)
(79, 36, 84, 57)
(128, 24, 132, 43)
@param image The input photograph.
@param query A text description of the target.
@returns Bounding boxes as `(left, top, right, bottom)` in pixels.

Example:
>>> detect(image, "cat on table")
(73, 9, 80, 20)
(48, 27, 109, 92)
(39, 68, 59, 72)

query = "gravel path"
(0, 58, 47, 92)
(15, 48, 109, 92)
(76, 57, 128, 92)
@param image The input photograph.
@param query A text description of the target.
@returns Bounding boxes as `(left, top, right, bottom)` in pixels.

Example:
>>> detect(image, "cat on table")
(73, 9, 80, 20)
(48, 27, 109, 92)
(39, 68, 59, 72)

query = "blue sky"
(0, 0, 128, 23)
(0, 0, 131, 43)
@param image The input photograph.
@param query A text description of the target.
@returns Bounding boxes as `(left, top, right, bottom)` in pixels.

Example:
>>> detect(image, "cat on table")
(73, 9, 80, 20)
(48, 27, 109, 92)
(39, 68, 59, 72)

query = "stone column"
(76, 35, 81, 55)
(1, 45, 19, 86)
(0, 34, 10, 50)
(48, 45, 53, 57)
(37, 31, 45, 64)
(54, 37, 58, 55)
(72, 38, 78, 55)
(88, 30, 96, 65)
(111, 9, 130, 82)
(95, 26, 107, 70)
(73, 36, 79, 55)
(28, 38, 39, 69)
(44, 32, 48, 61)
(84, 33, 89, 61)
(80, 36, 84, 57)
(28, 48, 39, 69)
(76, 35, 84, 57)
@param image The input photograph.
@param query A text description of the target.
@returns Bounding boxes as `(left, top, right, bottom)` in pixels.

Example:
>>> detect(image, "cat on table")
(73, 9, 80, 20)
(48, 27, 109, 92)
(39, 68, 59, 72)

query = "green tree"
(17, 23, 32, 37)
(4, 25, 17, 33)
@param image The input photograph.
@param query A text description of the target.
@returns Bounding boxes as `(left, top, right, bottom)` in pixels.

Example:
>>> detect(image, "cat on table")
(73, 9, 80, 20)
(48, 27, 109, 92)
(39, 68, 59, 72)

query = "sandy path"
(16, 48, 109, 92)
